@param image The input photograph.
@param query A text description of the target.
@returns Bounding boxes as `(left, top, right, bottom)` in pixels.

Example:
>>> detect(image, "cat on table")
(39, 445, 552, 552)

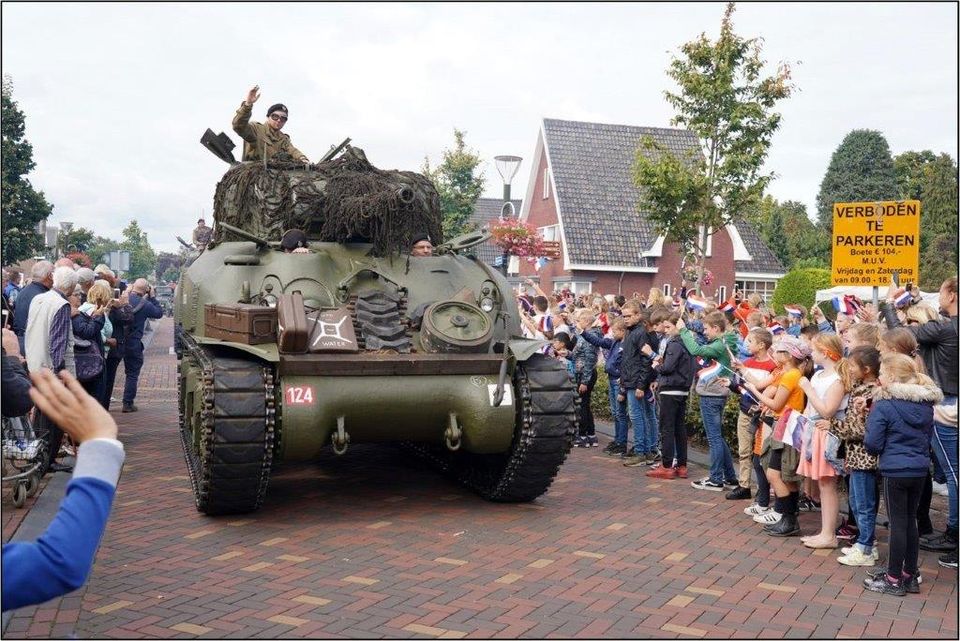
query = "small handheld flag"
(894, 289, 913, 308)
(686, 297, 708, 313)
(784, 305, 803, 319)
(719, 300, 735, 314)
(697, 361, 723, 385)
(768, 322, 785, 335)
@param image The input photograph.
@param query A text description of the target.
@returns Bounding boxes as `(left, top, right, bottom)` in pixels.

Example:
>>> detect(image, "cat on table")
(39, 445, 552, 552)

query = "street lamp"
(494, 155, 522, 219)
(58, 221, 74, 259)
(494, 155, 522, 275)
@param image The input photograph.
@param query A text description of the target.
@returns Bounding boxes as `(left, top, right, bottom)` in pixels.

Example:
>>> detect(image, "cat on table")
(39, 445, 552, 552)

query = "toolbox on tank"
(204, 303, 277, 344)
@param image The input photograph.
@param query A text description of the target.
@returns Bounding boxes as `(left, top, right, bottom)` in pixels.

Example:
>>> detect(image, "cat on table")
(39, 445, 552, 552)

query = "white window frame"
(662, 283, 672, 297)
(716, 286, 727, 302)
(698, 225, 713, 257)
(538, 224, 559, 242)
(734, 279, 778, 303)
(542, 168, 551, 199)
(554, 281, 592, 296)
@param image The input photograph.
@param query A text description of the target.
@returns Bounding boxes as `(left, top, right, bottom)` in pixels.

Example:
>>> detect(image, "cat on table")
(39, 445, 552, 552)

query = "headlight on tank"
(479, 297, 495, 312)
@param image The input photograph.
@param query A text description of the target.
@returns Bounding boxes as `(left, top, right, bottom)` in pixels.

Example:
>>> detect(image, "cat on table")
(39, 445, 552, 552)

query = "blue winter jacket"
(580, 331, 623, 379)
(865, 380, 943, 478)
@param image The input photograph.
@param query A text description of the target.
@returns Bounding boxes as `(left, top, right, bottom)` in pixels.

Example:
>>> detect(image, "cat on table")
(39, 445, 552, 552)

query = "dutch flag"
(697, 360, 723, 385)
(894, 290, 913, 307)
(719, 300, 735, 313)
(686, 297, 708, 312)
(768, 322, 785, 335)
(784, 305, 803, 319)
(831, 295, 855, 315)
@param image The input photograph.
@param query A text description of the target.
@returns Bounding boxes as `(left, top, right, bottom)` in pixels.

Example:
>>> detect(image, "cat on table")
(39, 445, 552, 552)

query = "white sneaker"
(841, 545, 879, 560)
(744, 503, 772, 516)
(838, 547, 876, 566)
(753, 510, 782, 525)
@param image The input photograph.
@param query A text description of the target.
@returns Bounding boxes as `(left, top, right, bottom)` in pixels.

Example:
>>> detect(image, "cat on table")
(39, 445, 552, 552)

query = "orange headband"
(822, 347, 842, 362)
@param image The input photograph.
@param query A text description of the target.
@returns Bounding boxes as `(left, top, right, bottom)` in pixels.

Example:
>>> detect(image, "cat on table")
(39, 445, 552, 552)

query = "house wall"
(519, 152, 571, 289)
(519, 148, 739, 301)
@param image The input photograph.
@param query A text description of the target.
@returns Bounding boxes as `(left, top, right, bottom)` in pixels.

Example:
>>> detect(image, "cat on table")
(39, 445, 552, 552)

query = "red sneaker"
(675, 465, 688, 479)
(646, 466, 678, 479)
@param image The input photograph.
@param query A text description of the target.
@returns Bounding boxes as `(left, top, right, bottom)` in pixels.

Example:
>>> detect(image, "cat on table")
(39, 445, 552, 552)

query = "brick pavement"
(3, 317, 957, 638)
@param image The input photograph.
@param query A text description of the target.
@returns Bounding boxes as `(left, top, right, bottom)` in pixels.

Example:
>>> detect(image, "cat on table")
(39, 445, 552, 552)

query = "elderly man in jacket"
(119, 279, 163, 413)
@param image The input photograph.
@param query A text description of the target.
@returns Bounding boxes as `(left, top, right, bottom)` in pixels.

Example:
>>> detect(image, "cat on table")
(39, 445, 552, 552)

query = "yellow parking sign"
(831, 200, 920, 286)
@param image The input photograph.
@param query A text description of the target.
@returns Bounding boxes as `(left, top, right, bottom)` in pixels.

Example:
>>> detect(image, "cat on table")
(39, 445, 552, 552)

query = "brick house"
(515, 118, 785, 301)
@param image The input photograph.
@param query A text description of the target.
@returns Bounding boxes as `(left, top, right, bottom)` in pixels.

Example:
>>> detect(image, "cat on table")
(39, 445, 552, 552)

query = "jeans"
(607, 378, 629, 445)
(658, 393, 688, 467)
(931, 396, 958, 531)
(80, 370, 106, 410)
(753, 455, 770, 507)
(627, 390, 650, 453)
(884, 475, 925, 578)
(102, 356, 123, 410)
(849, 470, 878, 550)
(122, 340, 145, 405)
(642, 390, 659, 453)
(576, 370, 597, 437)
(700, 395, 737, 484)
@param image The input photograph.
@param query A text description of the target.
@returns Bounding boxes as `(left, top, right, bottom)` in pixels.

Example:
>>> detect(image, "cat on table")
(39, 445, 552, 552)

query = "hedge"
(769, 267, 832, 316)
(588, 371, 740, 450)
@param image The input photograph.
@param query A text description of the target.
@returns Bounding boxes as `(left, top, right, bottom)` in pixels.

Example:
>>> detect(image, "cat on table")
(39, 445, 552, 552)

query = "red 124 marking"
(285, 385, 315, 405)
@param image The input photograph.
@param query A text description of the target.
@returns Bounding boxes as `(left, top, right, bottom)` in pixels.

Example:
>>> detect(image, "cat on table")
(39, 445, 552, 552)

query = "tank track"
(177, 329, 276, 515)
(409, 353, 578, 501)
(347, 290, 412, 352)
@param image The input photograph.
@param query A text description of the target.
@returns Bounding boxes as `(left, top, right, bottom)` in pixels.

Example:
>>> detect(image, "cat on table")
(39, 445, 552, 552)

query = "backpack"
(74, 337, 104, 382)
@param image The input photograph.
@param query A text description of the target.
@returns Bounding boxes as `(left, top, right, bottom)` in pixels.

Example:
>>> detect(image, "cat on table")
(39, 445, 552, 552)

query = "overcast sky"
(2, 2, 957, 254)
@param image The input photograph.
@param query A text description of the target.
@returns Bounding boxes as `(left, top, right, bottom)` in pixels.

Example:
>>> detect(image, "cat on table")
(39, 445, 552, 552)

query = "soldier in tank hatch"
(410, 233, 434, 257)
(192, 218, 212, 251)
(232, 85, 309, 164)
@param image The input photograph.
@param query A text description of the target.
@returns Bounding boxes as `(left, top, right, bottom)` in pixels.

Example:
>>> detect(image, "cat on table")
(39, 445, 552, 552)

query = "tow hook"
(444, 413, 462, 451)
(332, 416, 350, 455)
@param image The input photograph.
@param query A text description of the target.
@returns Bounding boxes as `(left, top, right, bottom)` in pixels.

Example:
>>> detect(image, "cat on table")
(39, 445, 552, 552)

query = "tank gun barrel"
(217, 222, 274, 248)
(320, 137, 352, 163)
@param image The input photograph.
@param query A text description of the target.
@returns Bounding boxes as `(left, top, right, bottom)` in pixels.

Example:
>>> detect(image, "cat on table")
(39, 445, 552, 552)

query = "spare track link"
(409, 353, 578, 501)
(346, 290, 412, 352)
(177, 329, 276, 515)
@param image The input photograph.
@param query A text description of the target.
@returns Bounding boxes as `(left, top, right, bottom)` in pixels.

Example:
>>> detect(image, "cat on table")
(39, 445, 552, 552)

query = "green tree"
(632, 3, 794, 292)
(759, 199, 830, 270)
(120, 220, 157, 279)
(423, 128, 485, 239)
(60, 226, 95, 255)
(87, 235, 121, 268)
(769, 267, 831, 315)
(155, 251, 180, 281)
(894, 150, 936, 201)
(1, 75, 54, 264)
(815, 129, 898, 232)
(917, 154, 958, 288)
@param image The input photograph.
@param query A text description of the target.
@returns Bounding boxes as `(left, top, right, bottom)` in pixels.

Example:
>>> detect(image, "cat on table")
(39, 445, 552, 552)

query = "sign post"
(830, 200, 920, 291)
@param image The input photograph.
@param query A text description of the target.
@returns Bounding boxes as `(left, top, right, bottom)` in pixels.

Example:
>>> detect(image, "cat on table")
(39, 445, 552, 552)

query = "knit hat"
(266, 103, 288, 117)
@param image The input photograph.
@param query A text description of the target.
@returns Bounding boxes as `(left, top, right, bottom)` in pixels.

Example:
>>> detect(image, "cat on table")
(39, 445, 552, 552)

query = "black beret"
(411, 233, 432, 245)
(267, 103, 288, 116)
(280, 229, 307, 251)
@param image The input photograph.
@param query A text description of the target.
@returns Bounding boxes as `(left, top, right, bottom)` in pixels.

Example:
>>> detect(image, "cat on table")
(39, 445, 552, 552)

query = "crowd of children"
(517, 276, 959, 597)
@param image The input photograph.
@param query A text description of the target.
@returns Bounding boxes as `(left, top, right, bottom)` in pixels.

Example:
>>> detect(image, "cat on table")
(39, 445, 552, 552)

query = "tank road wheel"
(446, 354, 578, 501)
(177, 343, 276, 515)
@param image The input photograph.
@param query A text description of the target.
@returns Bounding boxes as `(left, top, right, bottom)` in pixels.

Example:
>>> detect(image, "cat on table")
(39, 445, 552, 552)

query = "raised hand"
(28, 369, 118, 443)
(245, 84, 261, 106)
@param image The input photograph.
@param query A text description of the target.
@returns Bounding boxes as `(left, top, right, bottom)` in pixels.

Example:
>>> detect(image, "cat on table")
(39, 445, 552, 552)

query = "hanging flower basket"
(488, 218, 545, 258)
(680, 260, 714, 288)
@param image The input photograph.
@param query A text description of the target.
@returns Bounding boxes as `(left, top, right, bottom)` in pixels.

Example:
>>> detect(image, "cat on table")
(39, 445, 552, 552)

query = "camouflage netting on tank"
(212, 146, 443, 256)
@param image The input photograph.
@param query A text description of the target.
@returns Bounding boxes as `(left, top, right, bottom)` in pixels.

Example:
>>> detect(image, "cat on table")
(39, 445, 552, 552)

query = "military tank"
(174, 133, 577, 515)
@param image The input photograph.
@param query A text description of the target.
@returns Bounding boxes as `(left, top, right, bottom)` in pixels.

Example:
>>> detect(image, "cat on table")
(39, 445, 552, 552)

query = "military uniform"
(192, 224, 212, 249)
(232, 102, 309, 163)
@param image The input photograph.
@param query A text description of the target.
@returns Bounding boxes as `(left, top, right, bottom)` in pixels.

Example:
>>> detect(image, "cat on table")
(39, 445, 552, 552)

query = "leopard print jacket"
(829, 382, 879, 471)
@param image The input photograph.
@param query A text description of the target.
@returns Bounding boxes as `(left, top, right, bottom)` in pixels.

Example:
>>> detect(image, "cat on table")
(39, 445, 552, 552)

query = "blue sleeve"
(580, 331, 614, 350)
(2, 477, 116, 611)
(787, 325, 800, 337)
(146, 299, 163, 320)
(864, 403, 887, 456)
(817, 321, 834, 334)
